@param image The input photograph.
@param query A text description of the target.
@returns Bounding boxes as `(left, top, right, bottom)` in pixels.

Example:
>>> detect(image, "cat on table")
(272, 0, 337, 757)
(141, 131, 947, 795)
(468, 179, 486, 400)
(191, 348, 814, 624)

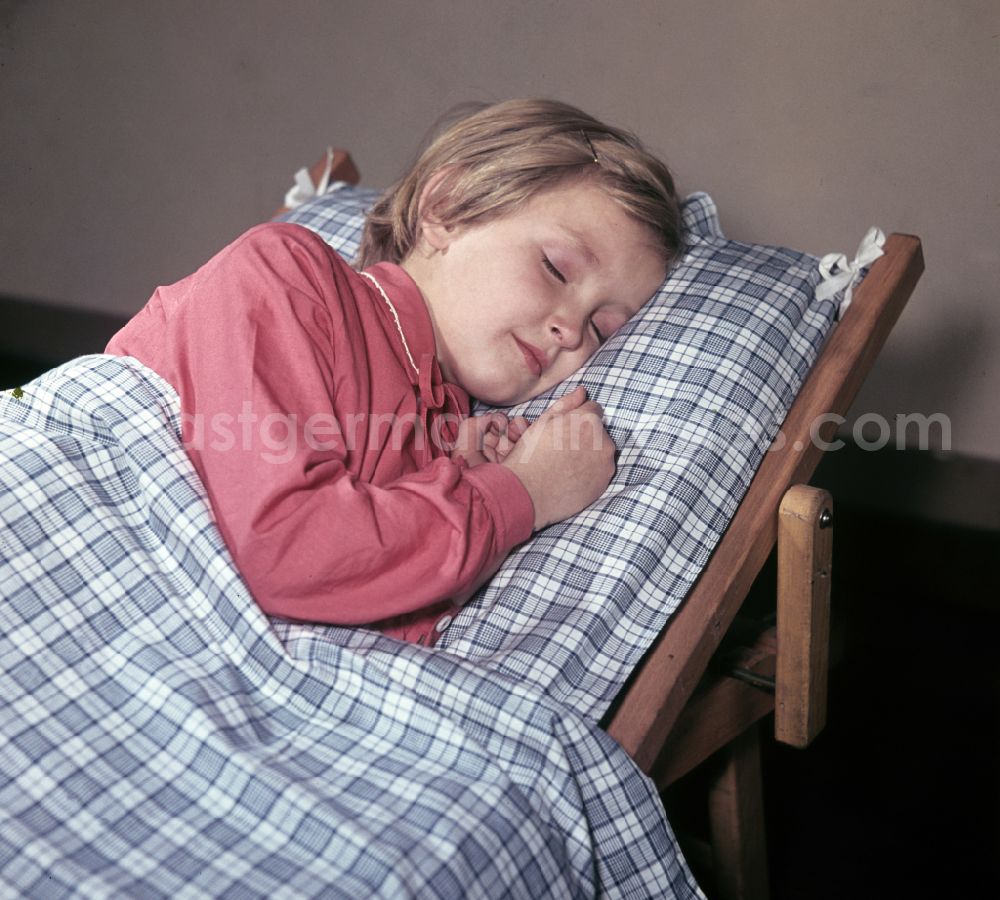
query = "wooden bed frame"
(604, 230, 923, 899)
(285, 150, 925, 900)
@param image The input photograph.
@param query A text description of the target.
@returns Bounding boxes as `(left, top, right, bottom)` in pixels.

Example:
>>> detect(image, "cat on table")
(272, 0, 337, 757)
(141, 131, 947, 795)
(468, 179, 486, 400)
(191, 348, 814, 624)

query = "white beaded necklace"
(360, 271, 420, 376)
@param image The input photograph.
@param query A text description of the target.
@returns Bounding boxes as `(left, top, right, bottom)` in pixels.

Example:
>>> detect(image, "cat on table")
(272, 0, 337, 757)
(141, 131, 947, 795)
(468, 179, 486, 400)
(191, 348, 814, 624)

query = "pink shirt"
(106, 222, 533, 645)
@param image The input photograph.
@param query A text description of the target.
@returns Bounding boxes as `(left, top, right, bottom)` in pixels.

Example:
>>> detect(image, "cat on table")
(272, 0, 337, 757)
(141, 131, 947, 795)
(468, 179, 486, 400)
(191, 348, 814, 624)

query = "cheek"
(594, 310, 628, 339)
(548, 347, 593, 385)
(481, 288, 540, 335)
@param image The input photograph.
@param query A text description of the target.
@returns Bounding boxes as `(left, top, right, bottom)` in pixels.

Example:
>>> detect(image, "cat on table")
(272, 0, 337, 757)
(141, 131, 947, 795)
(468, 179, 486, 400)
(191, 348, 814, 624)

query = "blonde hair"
(357, 99, 683, 270)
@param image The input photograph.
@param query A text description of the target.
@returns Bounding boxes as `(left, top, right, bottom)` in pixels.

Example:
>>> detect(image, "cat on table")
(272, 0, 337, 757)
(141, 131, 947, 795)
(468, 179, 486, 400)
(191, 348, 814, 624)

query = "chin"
(468, 383, 528, 408)
(472, 391, 519, 408)
(459, 369, 530, 408)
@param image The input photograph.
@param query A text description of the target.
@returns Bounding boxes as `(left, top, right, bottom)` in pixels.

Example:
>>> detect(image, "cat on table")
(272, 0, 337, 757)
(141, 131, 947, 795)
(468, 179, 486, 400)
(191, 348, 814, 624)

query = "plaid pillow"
(276, 183, 374, 260)
(280, 185, 838, 720)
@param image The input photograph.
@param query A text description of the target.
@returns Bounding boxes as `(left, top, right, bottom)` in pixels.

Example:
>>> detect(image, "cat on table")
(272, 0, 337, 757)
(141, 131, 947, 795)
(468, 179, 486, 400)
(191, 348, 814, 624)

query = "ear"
(415, 167, 457, 253)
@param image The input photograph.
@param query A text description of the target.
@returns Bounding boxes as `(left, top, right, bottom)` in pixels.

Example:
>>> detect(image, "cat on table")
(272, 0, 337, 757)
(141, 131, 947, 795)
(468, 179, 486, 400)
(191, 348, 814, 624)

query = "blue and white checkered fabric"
(0, 357, 704, 898)
(279, 185, 839, 720)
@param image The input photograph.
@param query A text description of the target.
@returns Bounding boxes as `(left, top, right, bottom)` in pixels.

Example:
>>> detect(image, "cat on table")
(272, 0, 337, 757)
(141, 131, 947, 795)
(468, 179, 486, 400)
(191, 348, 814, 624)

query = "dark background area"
(759, 493, 999, 899)
(3, 296, 998, 899)
(661, 458, 1000, 898)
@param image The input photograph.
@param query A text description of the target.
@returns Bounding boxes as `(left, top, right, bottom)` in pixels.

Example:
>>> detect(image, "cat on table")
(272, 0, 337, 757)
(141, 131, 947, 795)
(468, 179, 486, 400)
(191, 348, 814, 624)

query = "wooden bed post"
(776, 485, 832, 747)
(655, 484, 833, 900)
(707, 726, 771, 900)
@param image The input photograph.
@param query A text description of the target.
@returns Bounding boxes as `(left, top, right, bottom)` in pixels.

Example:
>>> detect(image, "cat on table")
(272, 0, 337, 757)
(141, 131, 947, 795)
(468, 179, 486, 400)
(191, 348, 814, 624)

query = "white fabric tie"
(815, 226, 886, 314)
(283, 146, 336, 210)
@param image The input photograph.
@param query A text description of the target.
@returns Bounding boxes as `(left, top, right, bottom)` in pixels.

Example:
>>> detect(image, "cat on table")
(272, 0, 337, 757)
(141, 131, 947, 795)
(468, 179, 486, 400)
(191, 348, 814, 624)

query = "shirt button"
(435, 615, 453, 634)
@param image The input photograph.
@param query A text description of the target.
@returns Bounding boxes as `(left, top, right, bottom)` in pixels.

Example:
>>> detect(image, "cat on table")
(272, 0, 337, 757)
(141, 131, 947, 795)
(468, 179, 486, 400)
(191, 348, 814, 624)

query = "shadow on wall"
(1, 295, 127, 386)
(824, 300, 999, 532)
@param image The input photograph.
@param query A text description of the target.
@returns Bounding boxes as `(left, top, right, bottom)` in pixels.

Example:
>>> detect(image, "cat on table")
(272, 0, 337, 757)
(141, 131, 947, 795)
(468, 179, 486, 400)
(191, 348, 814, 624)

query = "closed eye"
(543, 254, 604, 344)
(542, 255, 566, 284)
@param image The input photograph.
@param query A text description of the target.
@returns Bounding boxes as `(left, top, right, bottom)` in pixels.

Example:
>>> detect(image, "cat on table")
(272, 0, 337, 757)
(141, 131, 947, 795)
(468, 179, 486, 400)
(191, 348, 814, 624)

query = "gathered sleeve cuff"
(462, 461, 535, 550)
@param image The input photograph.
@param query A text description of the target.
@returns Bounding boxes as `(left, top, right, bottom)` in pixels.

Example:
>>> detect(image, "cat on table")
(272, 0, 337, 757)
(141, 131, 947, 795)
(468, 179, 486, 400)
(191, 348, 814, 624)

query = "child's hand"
(451, 412, 529, 467)
(501, 386, 615, 531)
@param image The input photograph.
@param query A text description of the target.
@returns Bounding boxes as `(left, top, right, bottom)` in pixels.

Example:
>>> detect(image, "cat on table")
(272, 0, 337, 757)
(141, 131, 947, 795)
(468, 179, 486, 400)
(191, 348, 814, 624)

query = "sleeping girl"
(105, 98, 683, 646)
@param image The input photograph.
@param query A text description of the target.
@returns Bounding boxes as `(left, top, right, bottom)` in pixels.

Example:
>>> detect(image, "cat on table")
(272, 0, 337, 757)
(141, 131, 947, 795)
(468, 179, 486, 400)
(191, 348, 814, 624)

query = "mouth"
(513, 336, 546, 378)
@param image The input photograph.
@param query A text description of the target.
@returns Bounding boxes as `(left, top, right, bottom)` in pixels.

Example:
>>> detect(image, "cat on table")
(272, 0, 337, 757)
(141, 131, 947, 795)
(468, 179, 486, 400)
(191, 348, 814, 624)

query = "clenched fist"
(502, 386, 615, 531)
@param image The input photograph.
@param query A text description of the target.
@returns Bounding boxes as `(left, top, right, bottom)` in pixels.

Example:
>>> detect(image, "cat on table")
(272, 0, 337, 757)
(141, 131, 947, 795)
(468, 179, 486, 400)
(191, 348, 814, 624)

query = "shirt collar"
(361, 262, 470, 418)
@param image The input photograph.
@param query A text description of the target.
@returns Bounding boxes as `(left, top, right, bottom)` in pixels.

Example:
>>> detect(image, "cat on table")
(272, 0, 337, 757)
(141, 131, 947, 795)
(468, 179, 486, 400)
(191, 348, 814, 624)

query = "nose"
(547, 310, 586, 350)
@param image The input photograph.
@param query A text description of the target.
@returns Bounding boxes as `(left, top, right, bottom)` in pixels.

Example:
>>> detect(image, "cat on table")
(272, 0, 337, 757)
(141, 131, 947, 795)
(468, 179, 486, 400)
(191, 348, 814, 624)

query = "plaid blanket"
(0, 357, 703, 898)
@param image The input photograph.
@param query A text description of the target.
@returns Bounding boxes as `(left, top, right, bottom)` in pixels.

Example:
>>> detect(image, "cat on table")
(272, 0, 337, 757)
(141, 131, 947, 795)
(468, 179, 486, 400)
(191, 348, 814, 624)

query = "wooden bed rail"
(604, 233, 925, 773)
(647, 483, 833, 788)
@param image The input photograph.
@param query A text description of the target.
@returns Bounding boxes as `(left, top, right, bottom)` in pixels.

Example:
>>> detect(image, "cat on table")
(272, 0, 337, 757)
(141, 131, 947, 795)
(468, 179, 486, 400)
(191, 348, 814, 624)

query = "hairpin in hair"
(581, 130, 599, 163)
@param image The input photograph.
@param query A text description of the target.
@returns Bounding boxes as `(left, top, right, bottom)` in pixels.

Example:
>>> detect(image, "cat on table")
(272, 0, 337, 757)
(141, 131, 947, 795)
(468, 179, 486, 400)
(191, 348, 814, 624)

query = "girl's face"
(402, 179, 667, 406)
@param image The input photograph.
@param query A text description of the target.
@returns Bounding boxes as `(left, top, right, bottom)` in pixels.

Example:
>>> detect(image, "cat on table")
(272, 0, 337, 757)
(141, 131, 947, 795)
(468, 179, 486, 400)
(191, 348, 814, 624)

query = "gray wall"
(2, 0, 997, 465)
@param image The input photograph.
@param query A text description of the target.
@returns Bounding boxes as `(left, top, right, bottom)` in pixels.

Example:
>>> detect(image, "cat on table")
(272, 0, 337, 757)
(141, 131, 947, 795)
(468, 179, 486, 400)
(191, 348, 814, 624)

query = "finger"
(487, 412, 509, 435)
(539, 385, 587, 421)
(577, 399, 605, 419)
(469, 412, 503, 440)
(493, 431, 514, 459)
(508, 416, 530, 442)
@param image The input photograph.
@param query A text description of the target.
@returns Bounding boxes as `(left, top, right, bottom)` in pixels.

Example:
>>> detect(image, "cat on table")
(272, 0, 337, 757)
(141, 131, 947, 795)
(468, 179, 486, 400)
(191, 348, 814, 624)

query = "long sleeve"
(106, 223, 533, 635)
